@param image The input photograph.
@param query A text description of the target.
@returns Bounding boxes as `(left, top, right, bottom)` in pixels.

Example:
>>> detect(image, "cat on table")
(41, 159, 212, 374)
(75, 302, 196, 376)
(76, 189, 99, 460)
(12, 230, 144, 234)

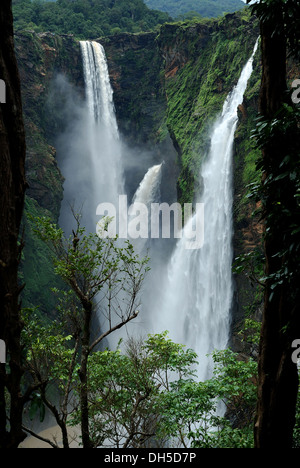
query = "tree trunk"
(254, 15, 300, 448)
(0, 1, 27, 448)
(78, 301, 93, 449)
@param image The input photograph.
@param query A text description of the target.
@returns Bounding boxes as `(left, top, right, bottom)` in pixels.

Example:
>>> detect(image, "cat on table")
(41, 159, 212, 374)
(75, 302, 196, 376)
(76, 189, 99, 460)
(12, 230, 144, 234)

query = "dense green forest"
(12, 0, 171, 38)
(144, 0, 245, 19)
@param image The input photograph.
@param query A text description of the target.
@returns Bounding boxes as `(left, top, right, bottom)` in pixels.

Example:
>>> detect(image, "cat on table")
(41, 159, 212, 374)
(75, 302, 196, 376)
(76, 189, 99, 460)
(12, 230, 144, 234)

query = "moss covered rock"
(157, 11, 259, 205)
(15, 31, 83, 314)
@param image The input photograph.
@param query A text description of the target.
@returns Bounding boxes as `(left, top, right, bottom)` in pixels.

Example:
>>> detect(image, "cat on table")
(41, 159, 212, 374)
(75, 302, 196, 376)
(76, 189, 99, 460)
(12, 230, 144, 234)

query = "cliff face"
(101, 32, 166, 145)
(154, 13, 262, 333)
(157, 13, 259, 205)
(15, 13, 260, 216)
(15, 31, 83, 220)
(100, 31, 178, 206)
(232, 60, 264, 335)
(15, 11, 263, 329)
(15, 31, 83, 315)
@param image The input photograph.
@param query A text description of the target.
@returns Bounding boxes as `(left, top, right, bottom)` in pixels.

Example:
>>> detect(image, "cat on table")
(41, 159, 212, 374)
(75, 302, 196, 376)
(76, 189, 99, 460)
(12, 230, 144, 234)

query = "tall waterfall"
(80, 41, 119, 140)
(79, 40, 124, 216)
(155, 40, 259, 381)
(59, 41, 124, 233)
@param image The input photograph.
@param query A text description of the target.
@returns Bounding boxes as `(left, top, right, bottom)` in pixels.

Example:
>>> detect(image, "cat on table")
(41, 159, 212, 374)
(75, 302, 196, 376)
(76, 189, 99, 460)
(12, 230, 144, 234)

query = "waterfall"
(79, 40, 124, 214)
(132, 163, 163, 208)
(59, 41, 124, 234)
(128, 163, 163, 256)
(80, 41, 119, 139)
(156, 40, 259, 382)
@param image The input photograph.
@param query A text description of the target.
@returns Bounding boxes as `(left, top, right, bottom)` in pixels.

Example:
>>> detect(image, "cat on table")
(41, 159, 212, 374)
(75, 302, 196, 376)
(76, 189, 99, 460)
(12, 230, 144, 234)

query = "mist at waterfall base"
(54, 82, 168, 241)
(57, 101, 122, 234)
(54, 39, 258, 386)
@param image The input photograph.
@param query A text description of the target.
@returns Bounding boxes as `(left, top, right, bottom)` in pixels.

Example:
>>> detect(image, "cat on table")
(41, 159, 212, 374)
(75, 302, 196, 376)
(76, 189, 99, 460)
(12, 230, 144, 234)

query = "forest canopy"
(143, 0, 245, 19)
(12, 0, 172, 38)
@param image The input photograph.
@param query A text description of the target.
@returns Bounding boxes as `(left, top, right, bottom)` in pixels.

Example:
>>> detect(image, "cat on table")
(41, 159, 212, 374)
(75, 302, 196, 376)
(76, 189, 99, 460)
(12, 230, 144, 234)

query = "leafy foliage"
(12, 0, 171, 38)
(143, 0, 245, 19)
(21, 214, 149, 448)
(293, 385, 300, 448)
(78, 332, 200, 448)
(22, 309, 260, 449)
(69, 331, 258, 448)
(20, 198, 65, 316)
(250, 0, 300, 60)
(32, 215, 149, 313)
(249, 103, 300, 301)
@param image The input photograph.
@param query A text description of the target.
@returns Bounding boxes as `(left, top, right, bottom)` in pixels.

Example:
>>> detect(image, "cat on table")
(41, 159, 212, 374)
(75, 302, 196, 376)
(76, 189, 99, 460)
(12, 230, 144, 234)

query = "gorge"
(0, 0, 298, 450)
(15, 8, 266, 445)
(16, 10, 263, 340)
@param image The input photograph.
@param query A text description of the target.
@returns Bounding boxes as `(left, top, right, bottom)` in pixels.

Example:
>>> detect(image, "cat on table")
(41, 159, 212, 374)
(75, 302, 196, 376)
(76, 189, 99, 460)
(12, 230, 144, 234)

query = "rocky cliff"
(15, 31, 83, 315)
(15, 31, 83, 220)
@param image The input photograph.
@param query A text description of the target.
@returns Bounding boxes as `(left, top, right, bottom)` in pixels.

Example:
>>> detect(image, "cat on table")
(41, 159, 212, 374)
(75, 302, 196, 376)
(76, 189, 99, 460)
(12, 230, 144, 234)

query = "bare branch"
(22, 426, 59, 449)
(89, 310, 139, 352)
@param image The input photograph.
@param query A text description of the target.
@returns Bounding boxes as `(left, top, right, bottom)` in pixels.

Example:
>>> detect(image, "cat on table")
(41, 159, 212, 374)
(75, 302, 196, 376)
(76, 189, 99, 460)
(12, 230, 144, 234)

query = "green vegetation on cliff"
(12, 0, 171, 38)
(157, 11, 259, 205)
(14, 30, 83, 317)
(20, 198, 65, 316)
(102, 32, 166, 145)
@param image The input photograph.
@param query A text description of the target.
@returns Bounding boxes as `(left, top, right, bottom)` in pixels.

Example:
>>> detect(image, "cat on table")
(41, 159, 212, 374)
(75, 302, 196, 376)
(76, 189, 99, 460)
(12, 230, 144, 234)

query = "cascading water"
(79, 40, 125, 217)
(59, 41, 124, 234)
(130, 163, 163, 254)
(155, 40, 259, 382)
(59, 41, 166, 347)
(80, 41, 119, 140)
(132, 163, 163, 209)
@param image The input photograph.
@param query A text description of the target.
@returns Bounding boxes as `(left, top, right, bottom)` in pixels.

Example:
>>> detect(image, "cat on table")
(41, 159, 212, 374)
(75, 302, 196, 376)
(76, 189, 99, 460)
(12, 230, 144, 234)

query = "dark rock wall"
(15, 31, 84, 220)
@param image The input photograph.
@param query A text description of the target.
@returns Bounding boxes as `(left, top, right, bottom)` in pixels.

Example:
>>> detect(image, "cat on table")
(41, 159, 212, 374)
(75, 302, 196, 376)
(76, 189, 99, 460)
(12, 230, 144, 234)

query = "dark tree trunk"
(78, 301, 93, 449)
(254, 15, 300, 448)
(0, 0, 27, 448)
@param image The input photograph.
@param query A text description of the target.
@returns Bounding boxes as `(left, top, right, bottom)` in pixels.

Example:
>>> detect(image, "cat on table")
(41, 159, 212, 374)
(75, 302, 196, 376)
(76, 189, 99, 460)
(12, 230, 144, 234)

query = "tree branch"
(89, 310, 139, 352)
(21, 425, 59, 449)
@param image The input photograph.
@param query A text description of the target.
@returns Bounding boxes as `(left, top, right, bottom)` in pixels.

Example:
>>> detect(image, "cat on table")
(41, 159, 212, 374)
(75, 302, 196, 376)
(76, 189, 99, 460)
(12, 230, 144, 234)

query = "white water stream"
(129, 163, 163, 254)
(79, 40, 124, 209)
(60, 41, 124, 233)
(154, 40, 259, 381)
(62, 38, 258, 379)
